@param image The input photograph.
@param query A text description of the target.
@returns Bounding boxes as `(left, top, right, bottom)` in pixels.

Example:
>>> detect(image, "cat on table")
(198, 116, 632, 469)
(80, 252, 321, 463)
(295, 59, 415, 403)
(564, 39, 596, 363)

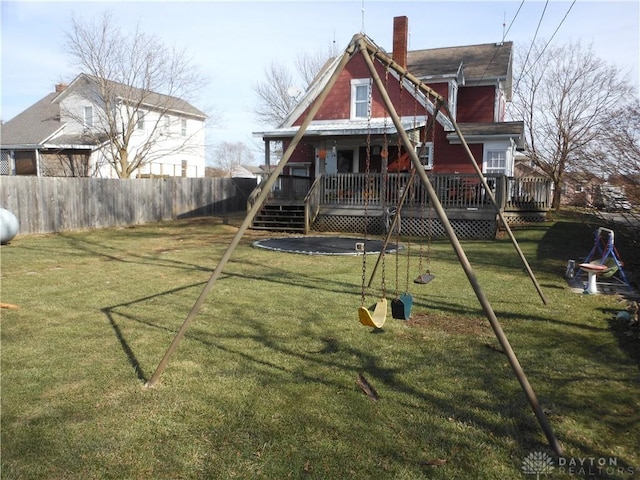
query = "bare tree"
(605, 99, 640, 180)
(509, 40, 634, 211)
(39, 152, 92, 177)
(253, 46, 334, 127)
(294, 45, 336, 87)
(212, 141, 255, 177)
(253, 62, 298, 127)
(64, 12, 208, 178)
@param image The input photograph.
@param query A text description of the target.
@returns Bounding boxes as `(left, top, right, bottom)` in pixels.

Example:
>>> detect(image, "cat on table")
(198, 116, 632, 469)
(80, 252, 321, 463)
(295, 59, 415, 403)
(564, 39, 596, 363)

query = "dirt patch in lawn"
(406, 313, 493, 337)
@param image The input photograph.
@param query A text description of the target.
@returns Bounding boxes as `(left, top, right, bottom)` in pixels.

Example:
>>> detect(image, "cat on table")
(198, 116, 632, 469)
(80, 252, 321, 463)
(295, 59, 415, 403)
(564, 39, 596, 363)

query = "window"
(164, 115, 171, 130)
(351, 79, 371, 119)
(291, 166, 309, 177)
(83, 106, 93, 129)
(415, 142, 434, 169)
(181, 118, 187, 136)
(137, 111, 145, 130)
(484, 149, 507, 174)
(448, 81, 458, 121)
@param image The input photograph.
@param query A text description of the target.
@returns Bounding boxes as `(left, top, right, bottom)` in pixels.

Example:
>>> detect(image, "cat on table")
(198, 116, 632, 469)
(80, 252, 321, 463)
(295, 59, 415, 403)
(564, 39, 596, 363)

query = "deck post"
(358, 36, 562, 456)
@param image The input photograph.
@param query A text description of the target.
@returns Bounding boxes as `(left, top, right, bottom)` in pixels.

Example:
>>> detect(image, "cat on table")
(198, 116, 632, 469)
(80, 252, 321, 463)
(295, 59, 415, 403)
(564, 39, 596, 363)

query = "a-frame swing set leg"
(357, 38, 562, 455)
(144, 46, 355, 389)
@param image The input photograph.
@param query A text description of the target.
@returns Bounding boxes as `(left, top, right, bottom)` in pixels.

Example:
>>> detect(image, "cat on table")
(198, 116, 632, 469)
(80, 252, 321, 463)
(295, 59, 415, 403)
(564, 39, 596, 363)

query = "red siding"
(293, 54, 435, 125)
(457, 86, 495, 123)
(431, 127, 482, 174)
(284, 54, 492, 175)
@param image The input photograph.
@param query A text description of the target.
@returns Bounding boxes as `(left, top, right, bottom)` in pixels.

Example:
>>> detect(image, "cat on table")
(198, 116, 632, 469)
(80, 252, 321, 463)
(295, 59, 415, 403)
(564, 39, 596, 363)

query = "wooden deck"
(249, 173, 552, 237)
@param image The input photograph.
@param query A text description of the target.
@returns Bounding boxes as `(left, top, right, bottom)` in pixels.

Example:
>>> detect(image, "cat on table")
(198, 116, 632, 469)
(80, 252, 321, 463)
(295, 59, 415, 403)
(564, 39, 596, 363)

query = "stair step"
(252, 201, 306, 233)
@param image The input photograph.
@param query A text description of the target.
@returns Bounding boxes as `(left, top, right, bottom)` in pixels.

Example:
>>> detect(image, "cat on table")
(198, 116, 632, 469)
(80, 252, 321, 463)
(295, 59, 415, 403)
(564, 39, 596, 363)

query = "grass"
(1, 213, 638, 479)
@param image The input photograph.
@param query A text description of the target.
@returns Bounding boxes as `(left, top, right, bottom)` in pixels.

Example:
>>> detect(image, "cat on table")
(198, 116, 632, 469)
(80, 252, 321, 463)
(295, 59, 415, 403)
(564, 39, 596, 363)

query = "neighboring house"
(256, 16, 524, 180)
(247, 165, 276, 185)
(0, 73, 206, 178)
(560, 170, 604, 207)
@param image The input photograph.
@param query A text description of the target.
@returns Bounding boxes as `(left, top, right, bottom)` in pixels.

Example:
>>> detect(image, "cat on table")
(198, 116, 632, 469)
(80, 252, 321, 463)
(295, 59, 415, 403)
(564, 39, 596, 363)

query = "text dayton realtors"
(557, 456, 634, 476)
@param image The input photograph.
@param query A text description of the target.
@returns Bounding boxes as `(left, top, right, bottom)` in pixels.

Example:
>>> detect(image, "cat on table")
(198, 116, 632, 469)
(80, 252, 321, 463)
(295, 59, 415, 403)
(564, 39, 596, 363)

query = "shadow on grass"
(604, 307, 640, 368)
(102, 282, 211, 383)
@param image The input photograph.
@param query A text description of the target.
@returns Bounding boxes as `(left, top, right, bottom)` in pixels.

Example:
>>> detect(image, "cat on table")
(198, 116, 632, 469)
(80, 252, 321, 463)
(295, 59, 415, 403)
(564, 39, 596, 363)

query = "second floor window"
(351, 79, 371, 119)
(137, 111, 145, 130)
(181, 118, 187, 136)
(83, 106, 93, 129)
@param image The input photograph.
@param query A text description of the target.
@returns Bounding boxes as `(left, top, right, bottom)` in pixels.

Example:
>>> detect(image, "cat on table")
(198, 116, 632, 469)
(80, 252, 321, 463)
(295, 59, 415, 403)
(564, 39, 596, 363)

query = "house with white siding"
(0, 73, 206, 178)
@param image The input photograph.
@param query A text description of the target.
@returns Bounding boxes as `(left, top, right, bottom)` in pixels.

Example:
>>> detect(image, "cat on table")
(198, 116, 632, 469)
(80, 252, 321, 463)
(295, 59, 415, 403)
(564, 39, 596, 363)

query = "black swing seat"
(414, 272, 434, 284)
(391, 293, 413, 320)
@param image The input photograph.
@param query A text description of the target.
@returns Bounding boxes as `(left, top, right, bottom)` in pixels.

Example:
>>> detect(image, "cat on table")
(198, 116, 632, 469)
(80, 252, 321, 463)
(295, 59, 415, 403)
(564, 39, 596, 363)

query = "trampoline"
(252, 236, 400, 256)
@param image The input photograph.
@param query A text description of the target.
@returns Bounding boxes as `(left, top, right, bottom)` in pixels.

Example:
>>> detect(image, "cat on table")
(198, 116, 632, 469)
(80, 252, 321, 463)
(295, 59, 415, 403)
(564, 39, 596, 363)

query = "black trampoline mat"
(252, 236, 399, 255)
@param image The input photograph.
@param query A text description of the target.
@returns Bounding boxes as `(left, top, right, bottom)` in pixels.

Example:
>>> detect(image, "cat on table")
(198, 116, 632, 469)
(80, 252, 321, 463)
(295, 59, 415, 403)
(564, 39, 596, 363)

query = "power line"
(512, 0, 550, 96)
(513, 0, 576, 97)
(477, 0, 525, 87)
(529, 0, 577, 68)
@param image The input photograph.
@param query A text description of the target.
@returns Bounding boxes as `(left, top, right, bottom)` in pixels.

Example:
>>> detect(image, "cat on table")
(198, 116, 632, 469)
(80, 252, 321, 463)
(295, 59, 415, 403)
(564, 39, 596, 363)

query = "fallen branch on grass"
(356, 373, 379, 401)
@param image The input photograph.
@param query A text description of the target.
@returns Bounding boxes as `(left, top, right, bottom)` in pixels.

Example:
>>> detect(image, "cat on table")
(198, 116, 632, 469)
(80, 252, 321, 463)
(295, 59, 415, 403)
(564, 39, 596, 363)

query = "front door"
(325, 150, 338, 174)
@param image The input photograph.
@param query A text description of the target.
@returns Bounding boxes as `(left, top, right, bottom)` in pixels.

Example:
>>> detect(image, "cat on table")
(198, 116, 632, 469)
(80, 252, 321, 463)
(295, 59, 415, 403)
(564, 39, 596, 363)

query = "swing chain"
(361, 78, 373, 307)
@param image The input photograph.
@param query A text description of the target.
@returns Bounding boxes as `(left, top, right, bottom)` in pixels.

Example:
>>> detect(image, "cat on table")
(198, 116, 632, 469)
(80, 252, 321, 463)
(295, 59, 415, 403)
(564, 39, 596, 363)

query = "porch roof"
(446, 121, 525, 149)
(255, 116, 427, 140)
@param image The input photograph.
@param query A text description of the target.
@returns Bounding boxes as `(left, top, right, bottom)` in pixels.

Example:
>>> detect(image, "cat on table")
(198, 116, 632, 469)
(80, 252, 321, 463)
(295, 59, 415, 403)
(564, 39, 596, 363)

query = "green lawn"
(1, 214, 638, 479)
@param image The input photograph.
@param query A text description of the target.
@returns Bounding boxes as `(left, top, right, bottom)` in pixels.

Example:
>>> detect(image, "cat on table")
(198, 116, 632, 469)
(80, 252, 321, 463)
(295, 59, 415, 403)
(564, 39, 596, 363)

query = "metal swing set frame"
(144, 33, 563, 456)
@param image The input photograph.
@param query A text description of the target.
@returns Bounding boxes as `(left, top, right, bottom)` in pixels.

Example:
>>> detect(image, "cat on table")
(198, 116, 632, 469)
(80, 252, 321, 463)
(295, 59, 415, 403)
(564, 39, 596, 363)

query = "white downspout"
(35, 148, 41, 176)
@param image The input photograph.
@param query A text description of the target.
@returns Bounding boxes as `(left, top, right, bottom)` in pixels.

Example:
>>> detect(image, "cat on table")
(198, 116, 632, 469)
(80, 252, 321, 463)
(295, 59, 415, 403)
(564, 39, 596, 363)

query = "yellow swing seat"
(359, 298, 387, 329)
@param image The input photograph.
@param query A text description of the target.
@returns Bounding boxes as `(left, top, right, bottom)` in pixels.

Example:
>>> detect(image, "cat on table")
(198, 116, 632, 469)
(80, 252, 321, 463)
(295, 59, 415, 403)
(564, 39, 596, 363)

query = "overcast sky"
(1, 0, 638, 161)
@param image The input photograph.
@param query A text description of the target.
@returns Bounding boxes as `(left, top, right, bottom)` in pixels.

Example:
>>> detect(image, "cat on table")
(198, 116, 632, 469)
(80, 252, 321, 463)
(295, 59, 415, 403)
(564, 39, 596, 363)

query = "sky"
(1, 0, 639, 163)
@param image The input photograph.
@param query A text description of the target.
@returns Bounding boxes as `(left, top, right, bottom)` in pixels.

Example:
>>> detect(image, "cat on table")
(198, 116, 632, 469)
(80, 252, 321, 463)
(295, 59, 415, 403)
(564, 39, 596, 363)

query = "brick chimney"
(392, 16, 408, 69)
(55, 83, 68, 93)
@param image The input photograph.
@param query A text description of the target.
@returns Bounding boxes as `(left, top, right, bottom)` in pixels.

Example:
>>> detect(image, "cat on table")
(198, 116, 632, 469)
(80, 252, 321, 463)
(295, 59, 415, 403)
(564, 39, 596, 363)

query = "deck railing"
(318, 173, 529, 210)
(304, 176, 322, 233)
(249, 172, 551, 214)
(504, 176, 551, 211)
(247, 174, 312, 211)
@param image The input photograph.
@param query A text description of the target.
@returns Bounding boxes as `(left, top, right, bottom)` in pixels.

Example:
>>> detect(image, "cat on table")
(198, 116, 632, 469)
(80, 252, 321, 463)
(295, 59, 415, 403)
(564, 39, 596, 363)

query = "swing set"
(144, 33, 562, 456)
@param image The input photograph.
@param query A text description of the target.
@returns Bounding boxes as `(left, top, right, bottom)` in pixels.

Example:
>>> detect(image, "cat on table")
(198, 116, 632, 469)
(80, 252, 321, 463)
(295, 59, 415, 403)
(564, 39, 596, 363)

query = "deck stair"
(252, 201, 306, 232)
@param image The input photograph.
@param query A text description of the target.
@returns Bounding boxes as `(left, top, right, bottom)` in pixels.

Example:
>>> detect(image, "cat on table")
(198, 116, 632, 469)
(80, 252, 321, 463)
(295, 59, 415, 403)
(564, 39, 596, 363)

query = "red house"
(253, 16, 550, 237)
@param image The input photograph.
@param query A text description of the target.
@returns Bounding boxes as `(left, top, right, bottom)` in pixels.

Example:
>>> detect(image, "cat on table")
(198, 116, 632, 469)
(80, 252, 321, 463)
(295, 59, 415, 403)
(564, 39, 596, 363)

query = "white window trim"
(483, 142, 513, 176)
(83, 105, 94, 130)
(181, 118, 187, 136)
(448, 80, 458, 121)
(137, 110, 145, 130)
(495, 81, 506, 122)
(350, 78, 371, 120)
(416, 142, 434, 170)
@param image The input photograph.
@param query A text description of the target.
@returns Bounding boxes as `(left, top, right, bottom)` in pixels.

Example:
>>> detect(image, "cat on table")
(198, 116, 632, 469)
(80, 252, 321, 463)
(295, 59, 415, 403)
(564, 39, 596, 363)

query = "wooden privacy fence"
(0, 176, 256, 235)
